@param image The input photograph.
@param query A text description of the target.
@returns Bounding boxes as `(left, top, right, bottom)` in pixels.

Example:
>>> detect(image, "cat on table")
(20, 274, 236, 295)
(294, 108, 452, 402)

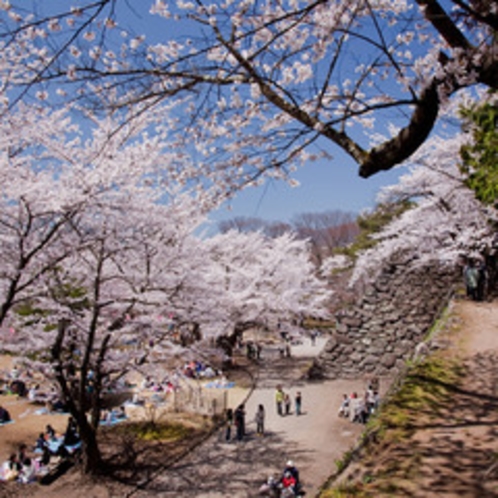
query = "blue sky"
(210, 156, 404, 224)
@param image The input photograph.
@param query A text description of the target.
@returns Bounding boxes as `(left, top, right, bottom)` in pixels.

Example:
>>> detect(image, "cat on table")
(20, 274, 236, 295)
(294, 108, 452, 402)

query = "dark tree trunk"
(216, 320, 261, 357)
(77, 414, 103, 474)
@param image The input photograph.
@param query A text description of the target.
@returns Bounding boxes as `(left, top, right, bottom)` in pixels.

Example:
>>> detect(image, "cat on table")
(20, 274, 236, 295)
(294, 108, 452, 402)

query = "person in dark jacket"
(234, 404, 246, 441)
(0, 405, 11, 423)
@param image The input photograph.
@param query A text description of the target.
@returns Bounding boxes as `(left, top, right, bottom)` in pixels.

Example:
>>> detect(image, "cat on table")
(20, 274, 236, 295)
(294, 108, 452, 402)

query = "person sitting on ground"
(0, 405, 11, 423)
(338, 393, 350, 418)
(45, 424, 56, 441)
(18, 444, 30, 467)
(63, 416, 80, 446)
(10, 379, 27, 397)
(259, 475, 278, 496)
(10, 366, 20, 380)
(51, 398, 67, 413)
(36, 445, 51, 467)
(35, 432, 47, 451)
(283, 460, 300, 490)
(28, 383, 41, 402)
(2, 454, 21, 481)
(18, 456, 36, 484)
(115, 406, 126, 419)
(281, 471, 297, 496)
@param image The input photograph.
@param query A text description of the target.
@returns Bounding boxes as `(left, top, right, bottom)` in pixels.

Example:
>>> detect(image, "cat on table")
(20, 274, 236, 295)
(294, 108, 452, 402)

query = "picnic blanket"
(204, 381, 235, 389)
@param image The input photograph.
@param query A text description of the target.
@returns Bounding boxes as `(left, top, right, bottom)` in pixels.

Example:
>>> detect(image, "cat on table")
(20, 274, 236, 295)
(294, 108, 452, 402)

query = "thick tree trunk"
(215, 321, 261, 357)
(78, 417, 103, 474)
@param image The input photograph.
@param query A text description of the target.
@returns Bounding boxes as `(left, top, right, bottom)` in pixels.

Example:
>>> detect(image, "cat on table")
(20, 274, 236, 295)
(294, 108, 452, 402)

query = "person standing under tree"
(275, 386, 284, 416)
(255, 404, 265, 436)
(234, 404, 246, 441)
(464, 258, 479, 301)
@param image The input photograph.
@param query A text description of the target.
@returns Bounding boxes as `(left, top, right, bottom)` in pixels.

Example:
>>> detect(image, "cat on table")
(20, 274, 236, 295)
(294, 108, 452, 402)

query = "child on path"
(284, 393, 291, 415)
(295, 391, 302, 415)
(338, 393, 350, 418)
(255, 404, 265, 436)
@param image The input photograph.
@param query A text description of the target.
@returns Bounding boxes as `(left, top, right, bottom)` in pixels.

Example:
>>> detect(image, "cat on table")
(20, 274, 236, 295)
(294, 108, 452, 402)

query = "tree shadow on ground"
(128, 427, 312, 497)
(350, 350, 498, 497)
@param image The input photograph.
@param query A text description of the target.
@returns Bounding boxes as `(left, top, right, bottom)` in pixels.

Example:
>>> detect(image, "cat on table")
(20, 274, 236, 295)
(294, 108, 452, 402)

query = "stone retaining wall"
(315, 259, 460, 379)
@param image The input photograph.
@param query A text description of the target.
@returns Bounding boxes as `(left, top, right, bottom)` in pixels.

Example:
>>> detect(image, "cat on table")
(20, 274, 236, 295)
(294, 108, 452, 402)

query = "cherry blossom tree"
(9, 189, 208, 473)
(0, 0, 496, 186)
(200, 229, 332, 353)
(0, 101, 333, 473)
(4, 186, 330, 472)
(348, 90, 498, 285)
(0, 98, 215, 470)
(0, 103, 85, 328)
(0, 89, 215, 331)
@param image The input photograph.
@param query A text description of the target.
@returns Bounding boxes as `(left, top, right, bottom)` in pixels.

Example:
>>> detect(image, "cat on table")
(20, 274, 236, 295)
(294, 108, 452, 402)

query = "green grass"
(319, 352, 464, 498)
(114, 421, 197, 442)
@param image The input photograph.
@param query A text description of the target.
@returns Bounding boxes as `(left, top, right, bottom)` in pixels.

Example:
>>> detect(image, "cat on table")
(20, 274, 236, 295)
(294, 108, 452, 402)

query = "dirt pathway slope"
(409, 299, 498, 497)
(327, 298, 498, 498)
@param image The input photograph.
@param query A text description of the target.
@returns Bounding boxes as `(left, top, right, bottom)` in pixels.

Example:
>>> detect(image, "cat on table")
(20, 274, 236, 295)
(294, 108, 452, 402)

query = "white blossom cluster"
(350, 90, 497, 286)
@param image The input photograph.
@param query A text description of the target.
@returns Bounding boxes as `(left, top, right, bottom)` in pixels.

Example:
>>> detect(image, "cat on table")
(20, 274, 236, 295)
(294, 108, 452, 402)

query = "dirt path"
(1, 337, 385, 498)
(124, 338, 383, 498)
(408, 299, 498, 497)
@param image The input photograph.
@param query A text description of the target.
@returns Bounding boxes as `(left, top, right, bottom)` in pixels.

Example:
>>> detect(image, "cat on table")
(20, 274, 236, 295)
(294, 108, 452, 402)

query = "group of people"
(275, 386, 302, 416)
(224, 402, 268, 442)
(245, 340, 263, 360)
(225, 403, 247, 441)
(337, 383, 380, 424)
(223, 385, 304, 443)
(0, 416, 81, 483)
(1, 443, 37, 483)
(259, 460, 302, 497)
(1, 364, 67, 413)
(182, 360, 218, 379)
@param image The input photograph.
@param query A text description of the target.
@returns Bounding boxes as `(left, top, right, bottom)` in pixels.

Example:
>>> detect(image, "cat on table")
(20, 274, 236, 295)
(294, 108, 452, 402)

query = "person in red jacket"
(281, 471, 296, 492)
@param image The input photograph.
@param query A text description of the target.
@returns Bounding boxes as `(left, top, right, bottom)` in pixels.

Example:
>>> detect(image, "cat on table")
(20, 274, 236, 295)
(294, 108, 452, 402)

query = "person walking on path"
(275, 386, 284, 416)
(234, 404, 246, 441)
(310, 330, 317, 346)
(295, 391, 302, 415)
(225, 408, 233, 442)
(255, 404, 265, 436)
(464, 259, 480, 301)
